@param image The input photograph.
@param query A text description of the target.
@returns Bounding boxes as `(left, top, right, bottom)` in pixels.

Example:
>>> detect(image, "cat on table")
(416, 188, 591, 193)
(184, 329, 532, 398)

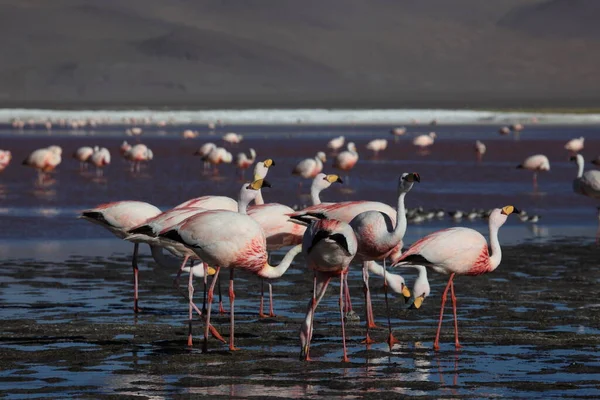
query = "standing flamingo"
(203, 146, 232, 175)
(564, 137, 584, 155)
(517, 154, 550, 190)
(390, 127, 407, 142)
(73, 146, 94, 170)
(159, 179, 303, 352)
(236, 148, 257, 179)
(193, 142, 217, 171)
(474, 140, 486, 162)
(89, 147, 111, 177)
(349, 172, 419, 346)
(223, 132, 243, 144)
(366, 139, 388, 157)
(413, 132, 436, 149)
(498, 126, 510, 136)
(327, 136, 345, 153)
(309, 173, 343, 205)
(0, 150, 12, 172)
(22, 145, 62, 182)
(570, 154, 600, 243)
(333, 142, 358, 181)
(123, 144, 153, 172)
(292, 152, 326, 181)
(80, 201, 179, 313)
(297, 218, 357, 362)
(393, 205, 519, 350)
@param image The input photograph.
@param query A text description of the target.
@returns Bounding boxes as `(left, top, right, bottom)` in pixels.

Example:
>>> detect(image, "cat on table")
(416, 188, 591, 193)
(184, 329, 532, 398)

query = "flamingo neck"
(488, 220, 502, 271)
(576, 157, 584, 178)
(383, 191, 407, 248)
(149, 245, 180, 269)
(258, 244, 302, 279)
(310, 182, 323, 205)
(254, 189, 265, 205)
(238, 196, 252, 214)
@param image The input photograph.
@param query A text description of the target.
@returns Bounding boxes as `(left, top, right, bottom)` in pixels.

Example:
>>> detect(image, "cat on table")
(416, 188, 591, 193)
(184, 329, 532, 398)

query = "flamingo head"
(348, 142, 357, 152)
(317, 152, 327, 162)
(398, 172, 420, 193)
(489, 205, 519, 229)
(254, 159, 275, 180)
(409, 266, 431, 309)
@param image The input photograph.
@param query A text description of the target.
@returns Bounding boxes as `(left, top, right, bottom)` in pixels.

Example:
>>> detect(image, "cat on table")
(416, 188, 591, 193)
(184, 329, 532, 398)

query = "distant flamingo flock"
(2, 121, 599, 362)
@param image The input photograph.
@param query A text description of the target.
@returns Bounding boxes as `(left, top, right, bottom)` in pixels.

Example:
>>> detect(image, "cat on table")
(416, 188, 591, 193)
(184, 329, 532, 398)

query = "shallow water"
(1, 125, 599, 398)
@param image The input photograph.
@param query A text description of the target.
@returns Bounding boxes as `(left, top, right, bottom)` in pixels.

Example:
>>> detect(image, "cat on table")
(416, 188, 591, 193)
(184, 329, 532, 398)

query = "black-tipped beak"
(513, 207, 521, 214)
(413, 172, 421, 183)
(337, 177, 344, 184)
(271, 160, 276, 166)
(262, 180, 272, 188)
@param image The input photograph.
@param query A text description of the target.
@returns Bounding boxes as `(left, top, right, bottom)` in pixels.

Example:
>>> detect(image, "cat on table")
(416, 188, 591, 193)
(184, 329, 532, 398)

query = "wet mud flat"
(1, 241, 599, 398)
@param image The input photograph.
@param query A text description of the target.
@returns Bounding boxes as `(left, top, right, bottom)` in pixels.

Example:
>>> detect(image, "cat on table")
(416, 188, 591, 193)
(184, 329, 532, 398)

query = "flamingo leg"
(533, 172, 538, 191)
(229, 268, 240, 351)
(268, 282, 276, 317)
(362, 262, 376, 344)
(203, 266, 221, 353)
(132, 243, 141, 313)
(204, 264, 225, 344)
(383, 259, 399, 349)
(434, 273, 455, 351)
(218, 276, 226, 314)
(300, 272, 331, 361)
(339, 271, 350, 362)
(259, 280, 267, 318)
(450, 278, 461, 350)
(187, 264, 194, 347)
(344, 273, 352, 313)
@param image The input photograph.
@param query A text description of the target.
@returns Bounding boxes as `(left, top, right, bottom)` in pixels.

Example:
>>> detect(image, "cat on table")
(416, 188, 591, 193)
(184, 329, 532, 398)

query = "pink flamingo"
(235, 148, 256, 179)
(474, 140, 486, 163)
(297, 218, 357, 362)
(80, 201, 176, 313)
(292, 152, 326, 181)
(498, 126, 510, 135)
(413, 132, 436, 149)
(349, 172, 419, 346)
(73, 146, 94, 170)
(0, 150, 12, 172)
(333, 142, 358, 181)
(89, 147, 111, 177)
(366, 139, 388, 157)
(564, 137, 584, 155)
(123, 144, 153, 172)
(159, 179, 303, 352)
(517, 154, 550, 190)
(393, 205, 519, 350)
(193, 142, 217, 171)
(22, 145, 62, 182)
(203, 146, 232, 175)
(327, 136, 345, 153)
(570, 154, 600, 243)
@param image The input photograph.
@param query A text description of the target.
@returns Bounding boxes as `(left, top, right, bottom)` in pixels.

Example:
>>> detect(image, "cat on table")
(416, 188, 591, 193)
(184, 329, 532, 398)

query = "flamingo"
(349, 172, 419, 345)
(0, 150, 12, 172)
(366, 139, 388, 157)
(223, 132, 243, 144)
(89, 147, 111, 177)
(79, 201, 180, 313)
(159, 179, 303, 352)
(309, 173, 343, 205)
(510, 123, 524, 132)
(73, 146, 94, 170)
(297, 218, 357, 362)
(236, 148, 257, 179)
(119, 141, 132, 157)
(182, 129, 199, 139)
(565, 137, 584, 155)
(474, 140, 486, 162)
(517, 154, 550, 190)
(413, 132, 436, 148)
(327, 136, 345, 153)
(292, 152, 326, 181)
(22, 145, 62, 182)
(393, 205, 519, 350)
(123, 144, 153, 172)
(570, 154, 600, 243)
(390, 127, 406, 141)
(203, 147, 232, 175)
(333, 142, 358, 181)
(498, 126, 510, 136)
(193, 142, 217, 171)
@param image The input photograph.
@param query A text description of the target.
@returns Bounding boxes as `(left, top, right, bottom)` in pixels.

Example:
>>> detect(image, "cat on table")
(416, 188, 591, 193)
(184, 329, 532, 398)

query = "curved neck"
(254, 189, 265, 205)
(576, 157, 584, 178)
(310, 182, 323, 205)
(383, 190, 408, 248)
(150, 245, 181, 269)
(238, 195, 252, 214)
(315, 157, 323, 168)
(258, 244, 302, 279)
(488, 220, 502, 271)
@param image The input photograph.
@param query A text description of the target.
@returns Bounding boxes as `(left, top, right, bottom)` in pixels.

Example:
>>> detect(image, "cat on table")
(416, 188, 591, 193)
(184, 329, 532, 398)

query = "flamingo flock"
(3, 121, 598, 362)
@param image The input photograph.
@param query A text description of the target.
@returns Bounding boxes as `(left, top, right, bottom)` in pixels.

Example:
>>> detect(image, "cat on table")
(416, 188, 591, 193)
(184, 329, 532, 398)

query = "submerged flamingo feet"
(341, 356, 350, 363)
(219, 301, 226, 315)
(187, 335, 193, 347)
(387, 333, 400, 349)
(361, 333, 376, 345)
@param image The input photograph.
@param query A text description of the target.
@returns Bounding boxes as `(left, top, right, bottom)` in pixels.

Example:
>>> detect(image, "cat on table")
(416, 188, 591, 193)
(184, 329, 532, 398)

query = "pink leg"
(204, 264, 225, 344)
(305, 273, 318, 361)
(187, 264, 194, 347)
(268, 282, 276, 317)
(344, 273, 353, 313)
(301, 272, 331, 361)
(362, 262, 376, 344)
(132, 243, 141, 313)
(383, 261, 399, 349)
(259, 280, 267, 318)
(229, 268, 239, 351)
(203, 266, 221, 353)
(434, 273, 455, 351)
(450, 278, 461, 350)
(218, 277, 226, 315)
(339, 272, 349, 362)
(173, 255, 188, 288)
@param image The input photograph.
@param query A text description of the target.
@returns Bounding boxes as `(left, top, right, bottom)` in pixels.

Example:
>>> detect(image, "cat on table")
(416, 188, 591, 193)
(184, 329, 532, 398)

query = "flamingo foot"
(229, 345, 241, 351)
(259, 312, 268, 319)
(269, 311, 277, 318)
(361, 333, 376, 344)
(433, 342, 441, 351)
(455, 342, 463, 350)
(219, 301, 226, 315)
(341, 356, 350, 363)
(187, 334, 193, 347)
(387, 333, 400, 349)
(209, 324, 226, 343)
(134, 304, 142, 314)
(367, 322, 380, 329)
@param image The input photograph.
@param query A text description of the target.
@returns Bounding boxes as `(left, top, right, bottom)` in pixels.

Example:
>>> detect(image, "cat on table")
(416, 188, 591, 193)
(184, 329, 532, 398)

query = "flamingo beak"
(412, 295, 425, 309)
(207, 267, 217, 276)
(402, 284, 411, 301)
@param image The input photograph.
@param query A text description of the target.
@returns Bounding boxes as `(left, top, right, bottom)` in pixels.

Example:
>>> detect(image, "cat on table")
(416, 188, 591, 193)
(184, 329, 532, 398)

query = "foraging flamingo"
(123, 144, 153, 172)
(517, 154, 550, 190)
(89, 147, 111, 177)
(22, 145, 62, 181)
(222, 132, 243, 144)
(565, 137, 584, 154)
(297, 218, 357, 362)
(73, 146, 94, 170)
(327, 136, 345, 153)
(349, 172, 419, 345)
(292, 152, 326, 180)
(366, 139, 388, 157)
(159, 179, 303, 352)
(413, 132, 436, 148)
(474, 140, 486, 162)
(193, 142, 217, 171)
(393, 205, 519, 350)
(333, 142, 358, 180)
(236, 148, 257, 179)
(570, 154, 600, 243)
(80, 201, 180, 313)
(0, 150, 12, 172)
